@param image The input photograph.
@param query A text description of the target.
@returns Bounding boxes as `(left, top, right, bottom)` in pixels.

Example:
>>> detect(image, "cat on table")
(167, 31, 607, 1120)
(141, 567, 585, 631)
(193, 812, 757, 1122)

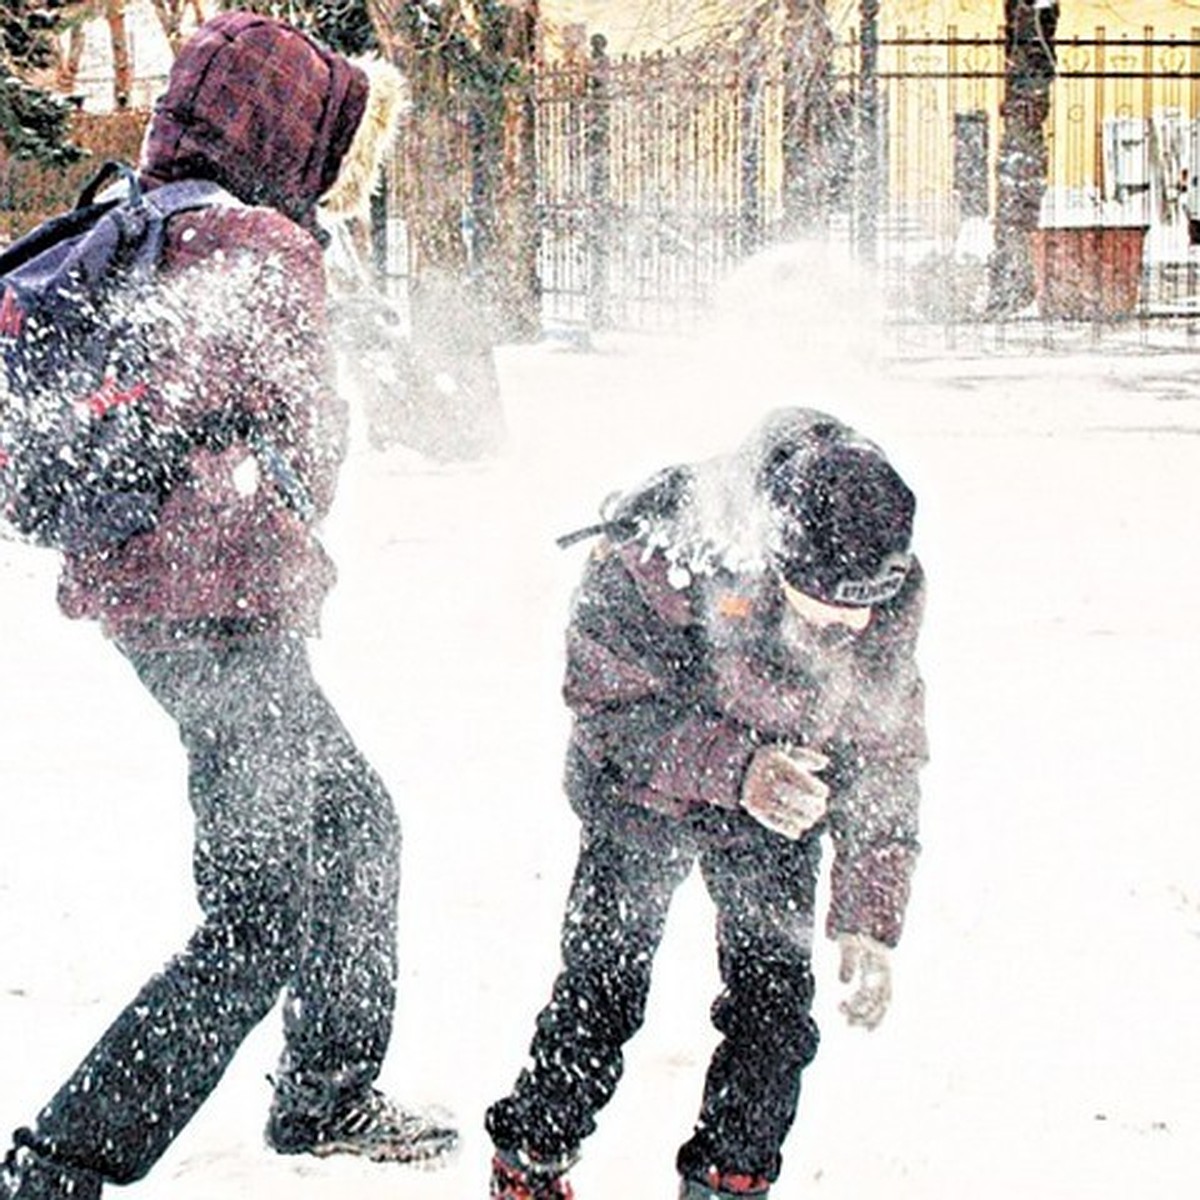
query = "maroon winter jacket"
(562, 412, 928, 946)
(57, 12, 368, 645)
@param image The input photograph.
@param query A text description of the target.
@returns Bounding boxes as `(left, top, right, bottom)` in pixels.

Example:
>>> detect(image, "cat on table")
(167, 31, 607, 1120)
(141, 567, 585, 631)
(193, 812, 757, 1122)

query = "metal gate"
(536, 33, 795, 330)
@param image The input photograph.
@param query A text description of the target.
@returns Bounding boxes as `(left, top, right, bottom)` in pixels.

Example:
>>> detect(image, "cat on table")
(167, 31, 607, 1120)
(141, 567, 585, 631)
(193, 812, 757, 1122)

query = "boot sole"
(305, 1130, 460, 1167)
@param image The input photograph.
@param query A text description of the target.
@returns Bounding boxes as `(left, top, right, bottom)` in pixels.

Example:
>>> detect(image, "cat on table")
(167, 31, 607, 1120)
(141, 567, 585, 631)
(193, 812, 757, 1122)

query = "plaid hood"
(140, 12, 368, 236)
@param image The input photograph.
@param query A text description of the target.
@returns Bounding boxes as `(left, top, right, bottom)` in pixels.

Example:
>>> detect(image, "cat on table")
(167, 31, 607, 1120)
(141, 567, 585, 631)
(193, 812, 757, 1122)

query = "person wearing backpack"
(0, 14, 457, 1200)
(485, 409, 927, 1200)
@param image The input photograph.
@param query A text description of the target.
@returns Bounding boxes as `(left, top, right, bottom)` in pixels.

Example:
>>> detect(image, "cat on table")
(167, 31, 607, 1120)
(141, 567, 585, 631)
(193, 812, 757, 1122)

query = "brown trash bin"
(1030, 226, 1147, 319)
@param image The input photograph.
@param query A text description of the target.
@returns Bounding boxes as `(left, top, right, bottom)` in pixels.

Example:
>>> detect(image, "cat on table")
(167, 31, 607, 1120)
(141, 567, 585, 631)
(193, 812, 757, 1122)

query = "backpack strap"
(76, 160, 140, 208)
(0, 165, 134, 277)
(183, 409, 314, 523)
(143, 178, 241, 218)
(556, 466, 693, 550)
(127, 178, 242, 276)
(555, 521, 613, 549)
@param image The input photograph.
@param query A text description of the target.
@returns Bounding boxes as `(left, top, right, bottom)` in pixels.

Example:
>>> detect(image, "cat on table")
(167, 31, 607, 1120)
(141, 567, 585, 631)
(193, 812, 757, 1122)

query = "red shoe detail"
(702, 1166, 770, 1195)
(490, 1152, 575, 1200)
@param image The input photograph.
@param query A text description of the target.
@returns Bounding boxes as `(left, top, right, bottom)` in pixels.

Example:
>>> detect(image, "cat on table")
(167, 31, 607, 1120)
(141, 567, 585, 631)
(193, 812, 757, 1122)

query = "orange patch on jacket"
(716, 592, 753, 619)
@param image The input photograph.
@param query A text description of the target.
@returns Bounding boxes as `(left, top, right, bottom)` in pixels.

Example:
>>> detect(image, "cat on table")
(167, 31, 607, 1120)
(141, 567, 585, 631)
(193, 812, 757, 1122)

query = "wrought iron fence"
(536, 32, 804, 330)
(535, 36, 770, 330)
(13, 28, 1200, 334)
(534, 24, 1200, 330)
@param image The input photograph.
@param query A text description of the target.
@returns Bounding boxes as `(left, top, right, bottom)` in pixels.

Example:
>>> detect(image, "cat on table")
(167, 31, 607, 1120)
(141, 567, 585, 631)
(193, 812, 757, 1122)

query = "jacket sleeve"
(825, 565, 928, 947)
(564, 541, 759, 811)
(231, 211, 346, 521)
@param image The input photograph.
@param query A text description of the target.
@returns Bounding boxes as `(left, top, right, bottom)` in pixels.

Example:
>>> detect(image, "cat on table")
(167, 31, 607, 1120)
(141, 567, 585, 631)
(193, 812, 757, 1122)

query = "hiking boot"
(490, 1148, 576, 1199)
(679, 1166, 771, 1198)
(266, 1086, 458, 1165)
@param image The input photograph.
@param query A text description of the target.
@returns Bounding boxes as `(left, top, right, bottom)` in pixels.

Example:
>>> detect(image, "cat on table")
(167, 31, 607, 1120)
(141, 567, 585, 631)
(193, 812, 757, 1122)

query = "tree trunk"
(365, 0, 506, 460)
(781, 0, 835, 235)
(55, 23, 86, 94)
(104, 0, 133, 109)
(472, 0, 540, 341)
(988, 0, 1059, 315)
(148, 0, 192, 54)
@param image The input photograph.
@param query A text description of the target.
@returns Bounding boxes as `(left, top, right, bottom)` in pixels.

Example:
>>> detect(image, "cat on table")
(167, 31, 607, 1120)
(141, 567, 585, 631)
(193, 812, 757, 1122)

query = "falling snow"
(1, 242, 1198, 1199)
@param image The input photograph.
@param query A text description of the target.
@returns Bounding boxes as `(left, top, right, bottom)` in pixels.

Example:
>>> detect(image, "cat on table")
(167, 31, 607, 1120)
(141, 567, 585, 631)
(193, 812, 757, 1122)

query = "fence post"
(856, 0, 881, 262)
(369, 185, 388, 278)
(495, 0, 542, 339)
(585, 33, 611, 331)
(740, 26, 764, 253)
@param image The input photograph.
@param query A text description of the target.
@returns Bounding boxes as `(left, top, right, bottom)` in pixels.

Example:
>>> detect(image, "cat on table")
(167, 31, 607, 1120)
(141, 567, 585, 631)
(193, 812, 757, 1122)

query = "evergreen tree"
(308, 0, 376, 55)
(0, 0, 82, 164)
(235, 0, 378, 55)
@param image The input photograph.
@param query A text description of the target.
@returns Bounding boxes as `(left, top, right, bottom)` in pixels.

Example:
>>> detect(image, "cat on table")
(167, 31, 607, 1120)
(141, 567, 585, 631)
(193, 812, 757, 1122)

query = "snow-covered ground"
(2, 246, 1199, 1199)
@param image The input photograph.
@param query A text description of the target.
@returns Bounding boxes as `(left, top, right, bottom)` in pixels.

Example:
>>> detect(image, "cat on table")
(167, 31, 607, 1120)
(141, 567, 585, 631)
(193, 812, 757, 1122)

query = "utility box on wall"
(1029, 226, 1148, 319)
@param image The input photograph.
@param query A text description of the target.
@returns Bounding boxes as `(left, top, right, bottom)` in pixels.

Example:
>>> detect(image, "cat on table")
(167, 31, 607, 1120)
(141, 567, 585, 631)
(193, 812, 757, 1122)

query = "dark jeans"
(23, 633, 400, 1186)
(486, 797, 821, 1183)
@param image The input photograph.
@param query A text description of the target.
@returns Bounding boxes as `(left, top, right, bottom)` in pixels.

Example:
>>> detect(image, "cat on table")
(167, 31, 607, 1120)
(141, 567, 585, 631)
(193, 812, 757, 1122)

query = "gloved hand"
(740, 744, 830, 839)
(837, 932, 891, 1030)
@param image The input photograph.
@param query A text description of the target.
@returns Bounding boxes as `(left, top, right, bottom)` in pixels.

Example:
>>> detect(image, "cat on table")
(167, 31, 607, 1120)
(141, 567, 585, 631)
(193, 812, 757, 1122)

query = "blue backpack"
(0, 161, 303, 552)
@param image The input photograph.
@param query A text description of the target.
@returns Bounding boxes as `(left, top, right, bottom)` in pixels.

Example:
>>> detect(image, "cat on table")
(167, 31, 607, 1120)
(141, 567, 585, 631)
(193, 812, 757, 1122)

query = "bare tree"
(468, 0, 539, 340)
(148, 0, 207, 54)
(368, 0, 537, 334)
(54, 16, 85, 93)
(102, 0, 132, 105)
(49, 0, 144, 105)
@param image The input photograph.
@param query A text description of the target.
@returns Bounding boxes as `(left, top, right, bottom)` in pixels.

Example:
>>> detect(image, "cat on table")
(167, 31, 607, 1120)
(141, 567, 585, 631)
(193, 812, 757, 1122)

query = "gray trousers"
(20, 632, 400, 1186)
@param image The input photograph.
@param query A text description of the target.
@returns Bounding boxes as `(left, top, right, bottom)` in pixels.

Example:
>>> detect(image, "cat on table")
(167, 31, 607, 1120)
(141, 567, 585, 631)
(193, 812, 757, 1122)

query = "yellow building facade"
(540, 2, 1200, 54)
(533, 0, 1200, 303)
